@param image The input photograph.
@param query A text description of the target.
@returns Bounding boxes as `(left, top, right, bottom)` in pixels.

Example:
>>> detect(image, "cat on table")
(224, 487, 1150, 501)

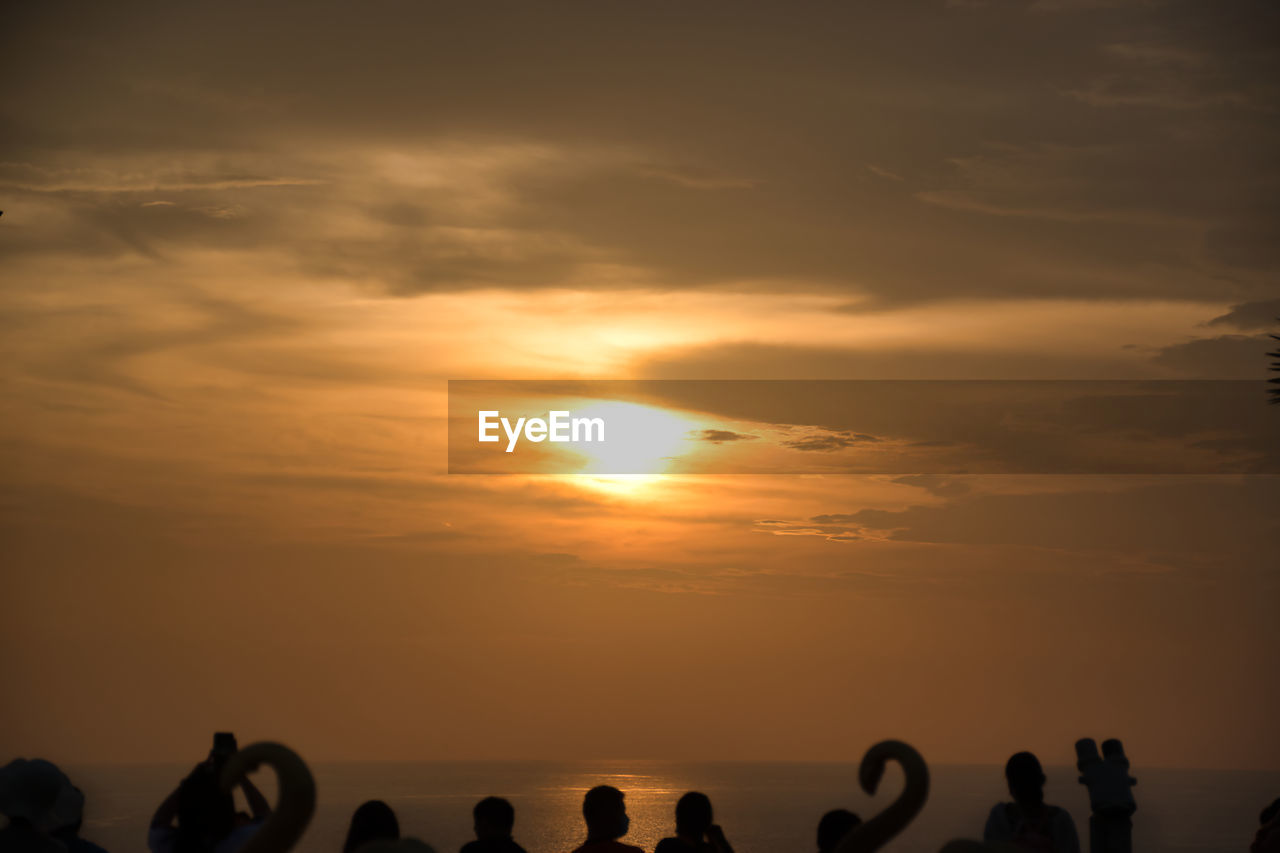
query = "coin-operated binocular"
(1076, 738, 1137, 853)
(1076, 738, 1137, 815)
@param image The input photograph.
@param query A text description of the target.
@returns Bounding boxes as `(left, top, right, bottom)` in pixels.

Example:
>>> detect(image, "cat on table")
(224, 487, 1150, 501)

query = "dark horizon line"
(54, 757, 1280, 774)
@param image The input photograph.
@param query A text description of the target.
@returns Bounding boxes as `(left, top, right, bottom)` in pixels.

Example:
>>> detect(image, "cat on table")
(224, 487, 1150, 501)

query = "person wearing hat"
(0, 758, 110, 853)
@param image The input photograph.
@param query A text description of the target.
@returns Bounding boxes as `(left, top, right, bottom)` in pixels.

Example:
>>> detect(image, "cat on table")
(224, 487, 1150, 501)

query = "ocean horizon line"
(56, 757, 1280, 774)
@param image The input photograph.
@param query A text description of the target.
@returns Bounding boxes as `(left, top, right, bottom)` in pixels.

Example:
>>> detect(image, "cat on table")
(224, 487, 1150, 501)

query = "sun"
(565, 400, 698, 476)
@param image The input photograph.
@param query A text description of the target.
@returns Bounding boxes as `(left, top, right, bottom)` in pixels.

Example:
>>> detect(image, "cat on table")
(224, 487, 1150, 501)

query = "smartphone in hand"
(211, 732, 238, 766)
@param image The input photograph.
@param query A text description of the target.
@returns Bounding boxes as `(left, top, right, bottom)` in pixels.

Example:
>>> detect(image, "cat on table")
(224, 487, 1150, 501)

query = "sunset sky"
(2, 0, 1278, 771)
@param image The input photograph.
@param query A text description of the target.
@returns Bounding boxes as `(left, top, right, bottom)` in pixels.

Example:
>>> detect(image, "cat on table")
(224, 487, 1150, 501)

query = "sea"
(56, 761, 1280, 853)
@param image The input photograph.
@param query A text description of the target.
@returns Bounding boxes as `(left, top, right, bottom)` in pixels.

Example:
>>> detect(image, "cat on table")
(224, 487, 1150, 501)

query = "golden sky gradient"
(1, 0, 1278, 770)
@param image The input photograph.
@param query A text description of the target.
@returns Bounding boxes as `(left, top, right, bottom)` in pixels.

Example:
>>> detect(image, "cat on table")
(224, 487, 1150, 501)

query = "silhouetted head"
(1004, 752, 1046, 808)
(674, 792, 712, 839)
(175, 764, 236, 853)
(474, 797, 515, 841)
(816, 809, 861, 853)
(1260, 798, 1280, 826)
(0, 758, 84, 835)
(583, 786, 629, 841)
(343, 800, 400, 853)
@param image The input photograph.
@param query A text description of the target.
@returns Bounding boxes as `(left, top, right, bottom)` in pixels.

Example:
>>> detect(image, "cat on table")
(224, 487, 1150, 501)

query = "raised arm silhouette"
(219, 743, 315, 853)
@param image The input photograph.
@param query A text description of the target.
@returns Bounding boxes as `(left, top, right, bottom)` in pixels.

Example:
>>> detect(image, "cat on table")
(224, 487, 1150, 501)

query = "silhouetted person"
(654, 792, 733, 853)
(149, 761, 270, 853)
(570, 786, 643, 853)
(1253, 798, 1280, 853)
(983, 752, 1079, 853)
(0, 759, 109, 853)
(816, 809, 861, 853)
(344, 801, 401, 853)
(460, 797, 526, 853)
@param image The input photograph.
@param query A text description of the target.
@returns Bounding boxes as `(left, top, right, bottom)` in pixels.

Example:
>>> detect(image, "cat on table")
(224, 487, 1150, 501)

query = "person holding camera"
(148, 735, 270, 853)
